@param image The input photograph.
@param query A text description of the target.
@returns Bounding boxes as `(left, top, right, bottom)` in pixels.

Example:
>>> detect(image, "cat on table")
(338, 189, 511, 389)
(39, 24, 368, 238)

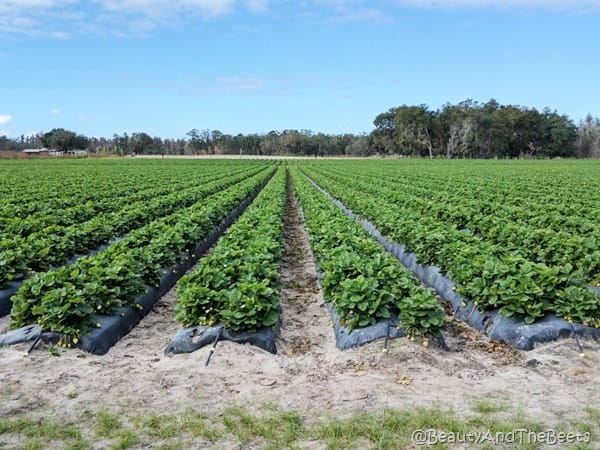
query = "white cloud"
(0, 114, 13, 125)
(297, 1, 390, 23)
(0, 0, 76, 36)
(307, 0, 600, 15)
(243, 0, 269, 13)
(50, 31, 70, 39)
(94, 0, 236, 18)
(49, 108, 62, 115)
(0, 0, 270, 37)
(91, 0, 272, 21)
(0, 0, 73, 11)
(393, 0, 600, 11)
(3, 0, 600, 38)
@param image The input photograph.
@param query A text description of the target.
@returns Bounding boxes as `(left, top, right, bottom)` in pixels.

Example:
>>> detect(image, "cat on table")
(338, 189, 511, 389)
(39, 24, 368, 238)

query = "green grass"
(109, 430, 141, 450)
(473, 399, 510, 415)
(140, 414, 179, 439)
(222, 404, 306, 449)
(179, 409, 222, 441)
(0, 401, 597, 450)
(317, 407, 469, 450)
(95, 409, 122, 438)
(0, 416, 81, 441)
(0, 415, 87, 449)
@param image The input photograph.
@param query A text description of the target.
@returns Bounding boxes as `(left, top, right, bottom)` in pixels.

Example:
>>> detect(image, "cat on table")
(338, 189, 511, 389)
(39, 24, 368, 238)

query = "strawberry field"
(299, 160, 600, 331)
(1, 158, 599, 354)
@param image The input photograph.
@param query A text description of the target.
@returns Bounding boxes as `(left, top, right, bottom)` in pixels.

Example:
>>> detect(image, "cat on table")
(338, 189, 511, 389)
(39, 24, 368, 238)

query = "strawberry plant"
(398, 288, 447, 338)
(292, 168, 446, 338)
(300, 160, 600, 329)
(0, 163, 270, 288)
(175, 167, 287, 333)
(9, 166, 276, 343)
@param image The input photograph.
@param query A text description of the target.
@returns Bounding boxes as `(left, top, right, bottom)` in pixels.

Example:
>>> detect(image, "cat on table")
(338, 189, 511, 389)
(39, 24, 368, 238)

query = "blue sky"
(1, 0, 600, 139)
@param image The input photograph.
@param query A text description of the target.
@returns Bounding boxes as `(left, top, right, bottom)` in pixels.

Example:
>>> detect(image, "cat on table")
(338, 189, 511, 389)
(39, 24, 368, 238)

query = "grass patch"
(146, 415, 179, 440)
(222, 404, 306, 449)
(153, 444, 183, 450)
(0, 416, 81, 441)
(95, 408, 122, 438)
(584, 407, 600, 427)
(318, 407, 466, 450)
(473, 399, 509, 415)
(63, 440, 89, 450)
(560, 406, 600, 450)
(140, 414, 179, 439)
(0, 402, 598, 449)
(109, 430, 141, 450)
(179, 409, 222, 442)
(0, 415, 86, 450)
(22, 439, 43, 450)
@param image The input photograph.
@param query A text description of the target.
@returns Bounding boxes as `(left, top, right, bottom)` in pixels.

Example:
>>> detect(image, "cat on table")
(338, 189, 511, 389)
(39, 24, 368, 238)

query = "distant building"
(49, 149, 88, 156)
(66, 149, 88, 156)
(23, 147, 88, 156)
(22, 148, 49, 155)
(46, 149, 88, 156)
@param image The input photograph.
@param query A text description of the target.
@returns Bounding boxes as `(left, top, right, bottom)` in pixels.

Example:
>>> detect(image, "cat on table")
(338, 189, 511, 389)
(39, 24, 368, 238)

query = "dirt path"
(1, 185, 599, 435)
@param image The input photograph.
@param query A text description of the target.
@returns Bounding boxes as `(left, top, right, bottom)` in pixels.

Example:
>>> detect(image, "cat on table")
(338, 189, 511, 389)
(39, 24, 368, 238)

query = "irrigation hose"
(383, 320, 391, 352)
(205, 328, 223, 367)
(569, 323, 585, 356)
(23, 334, 42, 357)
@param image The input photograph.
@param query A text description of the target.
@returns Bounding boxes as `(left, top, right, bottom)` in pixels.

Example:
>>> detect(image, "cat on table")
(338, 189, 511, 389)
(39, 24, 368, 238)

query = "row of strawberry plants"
(353, 160, 600, 214)
(305, 161, 599, 239)
(341, 163, 600, 287)
(9, 167, 276, 346)
(0, 162, 264, 239)
(365, 162, 600, 239)
(0, 164, 271, 289)
(0, 160, 268, 219)
(174, 166, 287, 333)
(0, 160, 168, 217)
(300, 165, 600, 328)
(291, 168, 446, 338)
(303, 164, 599, 285)
(309, 161, 600, 235)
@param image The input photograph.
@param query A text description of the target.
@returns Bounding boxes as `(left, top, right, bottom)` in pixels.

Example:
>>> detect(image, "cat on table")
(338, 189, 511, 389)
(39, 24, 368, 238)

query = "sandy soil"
(0, 186, 599, 434)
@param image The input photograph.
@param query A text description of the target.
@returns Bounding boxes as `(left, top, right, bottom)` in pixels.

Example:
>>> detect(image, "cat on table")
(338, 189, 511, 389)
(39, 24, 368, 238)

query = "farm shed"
(22, 148, 49, 155)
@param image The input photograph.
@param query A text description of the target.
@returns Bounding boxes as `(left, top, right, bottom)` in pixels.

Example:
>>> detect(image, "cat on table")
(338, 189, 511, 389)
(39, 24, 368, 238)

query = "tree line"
(1, 99, 599, 158)
(371, 99, 599, 158)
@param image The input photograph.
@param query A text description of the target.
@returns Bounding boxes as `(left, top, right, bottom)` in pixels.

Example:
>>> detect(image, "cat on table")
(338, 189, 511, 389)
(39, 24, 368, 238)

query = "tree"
(345, 134, 370, 156)
(40, 128, 89, 152)
(371, 110, 396, 155)
(372, 106, 438, 157)
(260, 130, 280, 155)
(186, 128, 213, 154)
(371, 99, 586, 159)
(538, 109, 578, 157)
(238, 134, 262, 155)
(112, 133, 130, 155)
(397, 105, 437, 158)
(210, 130, 223, 154)
(578, 114, 600, 158)
(514, 108, 543, 157)
(446, 118, 477, 158)
(129, 132, 154, 155)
